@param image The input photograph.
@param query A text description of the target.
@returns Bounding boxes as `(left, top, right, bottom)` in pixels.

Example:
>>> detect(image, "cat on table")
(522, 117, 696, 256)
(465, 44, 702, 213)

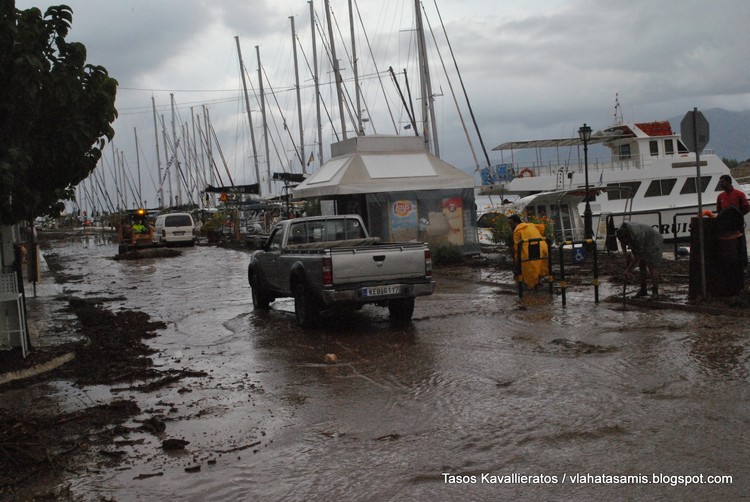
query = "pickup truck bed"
(286, 237, 381, 250)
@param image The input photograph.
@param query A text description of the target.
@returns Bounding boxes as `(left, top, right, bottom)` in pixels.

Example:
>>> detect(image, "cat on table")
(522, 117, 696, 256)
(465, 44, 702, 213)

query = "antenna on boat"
(613, 93, 623, 126)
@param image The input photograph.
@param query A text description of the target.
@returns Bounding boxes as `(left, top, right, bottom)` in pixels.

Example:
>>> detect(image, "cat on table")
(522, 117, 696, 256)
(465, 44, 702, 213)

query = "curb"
(604, 295, 747, 316)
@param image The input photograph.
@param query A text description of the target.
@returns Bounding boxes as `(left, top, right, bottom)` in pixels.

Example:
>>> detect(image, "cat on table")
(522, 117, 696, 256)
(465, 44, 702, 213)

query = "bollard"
(558, 243, 567, 307)
(592, 239, 599, 303)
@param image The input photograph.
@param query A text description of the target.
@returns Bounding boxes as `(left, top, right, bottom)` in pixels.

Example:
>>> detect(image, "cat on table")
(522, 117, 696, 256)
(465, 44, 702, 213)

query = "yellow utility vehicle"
(117, 208, 156, 254)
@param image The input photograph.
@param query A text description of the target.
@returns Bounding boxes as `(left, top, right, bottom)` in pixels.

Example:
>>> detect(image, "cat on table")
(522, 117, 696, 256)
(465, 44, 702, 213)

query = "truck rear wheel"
(293, 282, 321, 328)
(249, 269, 272, 310)
(388, 297, 415, 321)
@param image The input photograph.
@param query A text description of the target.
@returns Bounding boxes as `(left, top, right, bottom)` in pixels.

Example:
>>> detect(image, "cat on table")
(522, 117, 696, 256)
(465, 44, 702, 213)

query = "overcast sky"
(14, 0, 750, 208)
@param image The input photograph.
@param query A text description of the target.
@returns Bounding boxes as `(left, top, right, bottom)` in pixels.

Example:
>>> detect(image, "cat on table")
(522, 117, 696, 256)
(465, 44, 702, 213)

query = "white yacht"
(483, 118, 735, 242)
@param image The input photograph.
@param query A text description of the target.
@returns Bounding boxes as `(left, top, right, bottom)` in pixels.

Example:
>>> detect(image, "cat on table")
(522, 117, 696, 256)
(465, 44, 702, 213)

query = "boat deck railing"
(503, 150, 717, 179)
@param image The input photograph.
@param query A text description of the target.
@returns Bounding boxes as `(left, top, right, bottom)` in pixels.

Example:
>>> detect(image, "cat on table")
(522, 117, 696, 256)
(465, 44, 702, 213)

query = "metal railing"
(515, 238, 553, 298)
(556, 239, 600, 307)
(513, 236, 602, 306)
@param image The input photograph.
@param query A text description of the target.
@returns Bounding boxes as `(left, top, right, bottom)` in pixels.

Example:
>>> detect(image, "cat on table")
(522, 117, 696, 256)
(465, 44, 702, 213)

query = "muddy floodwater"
(4, 236, 750, 500)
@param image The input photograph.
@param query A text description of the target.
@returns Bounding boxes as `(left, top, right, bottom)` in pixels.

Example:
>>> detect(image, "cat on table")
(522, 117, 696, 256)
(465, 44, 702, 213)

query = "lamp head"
(578, 123, 592, 142)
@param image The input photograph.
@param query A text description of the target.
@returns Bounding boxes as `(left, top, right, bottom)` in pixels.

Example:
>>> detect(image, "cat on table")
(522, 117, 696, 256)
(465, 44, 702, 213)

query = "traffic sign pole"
(681, 108, 709, 299)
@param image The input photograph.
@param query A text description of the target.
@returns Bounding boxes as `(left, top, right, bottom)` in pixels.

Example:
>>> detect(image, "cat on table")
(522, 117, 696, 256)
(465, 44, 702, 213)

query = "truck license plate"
(363, 285, 401, 297)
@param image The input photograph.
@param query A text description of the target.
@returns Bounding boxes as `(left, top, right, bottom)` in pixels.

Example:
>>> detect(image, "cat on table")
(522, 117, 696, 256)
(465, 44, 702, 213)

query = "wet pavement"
(3, 235, 749, 500)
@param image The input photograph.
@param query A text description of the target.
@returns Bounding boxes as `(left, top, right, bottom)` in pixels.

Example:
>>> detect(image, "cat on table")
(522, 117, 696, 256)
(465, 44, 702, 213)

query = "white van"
(155, 212, 196, 246)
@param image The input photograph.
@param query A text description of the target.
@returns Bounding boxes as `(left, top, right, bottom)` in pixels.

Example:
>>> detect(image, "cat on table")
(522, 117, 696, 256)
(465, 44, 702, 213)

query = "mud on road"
(0, 251, 205, 500)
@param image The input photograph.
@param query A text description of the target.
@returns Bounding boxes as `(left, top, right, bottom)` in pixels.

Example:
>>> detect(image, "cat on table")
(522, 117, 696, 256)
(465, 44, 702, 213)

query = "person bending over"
(617, 221, 663, 300)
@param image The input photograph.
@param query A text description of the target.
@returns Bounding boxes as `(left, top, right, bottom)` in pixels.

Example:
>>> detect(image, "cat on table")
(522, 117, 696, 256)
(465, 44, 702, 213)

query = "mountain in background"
(669, 108, 750, 162)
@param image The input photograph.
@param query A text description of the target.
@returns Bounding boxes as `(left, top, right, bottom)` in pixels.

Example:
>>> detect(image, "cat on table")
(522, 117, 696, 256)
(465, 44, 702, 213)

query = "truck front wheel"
(293, 282, 321, 328)
(388, 297, 415, 321)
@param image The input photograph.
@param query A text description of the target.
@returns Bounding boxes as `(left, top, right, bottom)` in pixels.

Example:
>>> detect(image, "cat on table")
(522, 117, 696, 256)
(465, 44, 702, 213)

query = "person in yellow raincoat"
(509, 214, 549, 289)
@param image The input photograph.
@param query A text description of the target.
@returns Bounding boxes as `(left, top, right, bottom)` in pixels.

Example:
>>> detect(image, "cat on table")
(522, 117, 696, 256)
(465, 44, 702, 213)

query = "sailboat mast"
(151, 96, 163, 208)
(120, 150, 127, 210)
(290, 16, 306, 174)
(388, 67, 417, 134)
(170, 94, 182, 206)
(235, 36, 262, 196)
(108, 142, 116, 209)
(403, 69, 418, 134)
(191, 107, 204, 205)
(415, 0, 439, 156)
(422, 5, 480, 171)
(433, 0, 489, 169)
(160, 114, 173, 207)
(309, 0, 324, 167)
(324, 0, 347, 140)
(203, 105, 216, 206)
(348, 0, 363, 135)
(256, 45, 272, 194)
(181, 122, 195, 205)
(134, 128, 142, 207)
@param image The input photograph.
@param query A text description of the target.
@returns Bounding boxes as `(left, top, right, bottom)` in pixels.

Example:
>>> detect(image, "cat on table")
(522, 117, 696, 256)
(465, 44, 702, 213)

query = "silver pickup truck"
(247, 214, 435, 327)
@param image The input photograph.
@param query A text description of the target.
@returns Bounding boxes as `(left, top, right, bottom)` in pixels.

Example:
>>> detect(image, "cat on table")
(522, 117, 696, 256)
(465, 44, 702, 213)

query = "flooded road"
(10, 237, 750, 500)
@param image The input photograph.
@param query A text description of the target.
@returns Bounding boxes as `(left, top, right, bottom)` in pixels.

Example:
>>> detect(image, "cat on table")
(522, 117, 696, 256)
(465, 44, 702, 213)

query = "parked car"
(155, 212, 196, 246)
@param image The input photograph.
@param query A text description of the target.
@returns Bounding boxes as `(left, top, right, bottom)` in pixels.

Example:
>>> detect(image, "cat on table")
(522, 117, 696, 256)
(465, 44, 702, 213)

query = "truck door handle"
(373, 255, 385, 262)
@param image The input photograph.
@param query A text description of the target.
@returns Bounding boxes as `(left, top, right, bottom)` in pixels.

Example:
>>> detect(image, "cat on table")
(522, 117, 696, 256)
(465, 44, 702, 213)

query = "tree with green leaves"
(0, 2, 117, 225)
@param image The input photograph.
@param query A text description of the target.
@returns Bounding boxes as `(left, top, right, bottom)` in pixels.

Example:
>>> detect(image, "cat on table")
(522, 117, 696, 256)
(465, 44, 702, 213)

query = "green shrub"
(489, 217, 512, 245)
(432, 244, 464, 265)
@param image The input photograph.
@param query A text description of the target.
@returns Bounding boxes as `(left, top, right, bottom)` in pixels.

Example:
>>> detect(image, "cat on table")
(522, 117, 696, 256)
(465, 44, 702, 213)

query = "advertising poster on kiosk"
(442, 197, 465, 245)
(389, 199, 418, 241)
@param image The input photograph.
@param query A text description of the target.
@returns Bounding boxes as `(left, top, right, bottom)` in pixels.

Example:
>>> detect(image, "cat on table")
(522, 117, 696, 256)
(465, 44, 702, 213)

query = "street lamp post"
(578, 123, 593, 241)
